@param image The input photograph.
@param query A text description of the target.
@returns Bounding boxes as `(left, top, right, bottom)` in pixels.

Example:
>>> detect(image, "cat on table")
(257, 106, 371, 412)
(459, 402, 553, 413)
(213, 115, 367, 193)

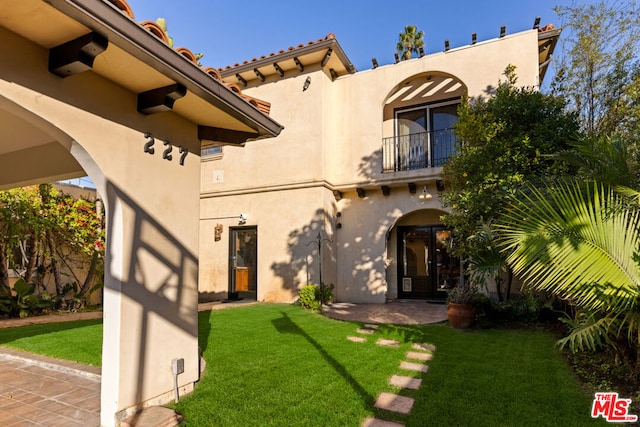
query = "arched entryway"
(386, 209, 459, 302)
(1, 2, 283, 425)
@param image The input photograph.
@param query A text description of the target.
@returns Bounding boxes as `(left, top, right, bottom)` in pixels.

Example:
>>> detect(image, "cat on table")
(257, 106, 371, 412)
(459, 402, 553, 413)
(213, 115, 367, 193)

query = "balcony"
(382, 128, 457, 173)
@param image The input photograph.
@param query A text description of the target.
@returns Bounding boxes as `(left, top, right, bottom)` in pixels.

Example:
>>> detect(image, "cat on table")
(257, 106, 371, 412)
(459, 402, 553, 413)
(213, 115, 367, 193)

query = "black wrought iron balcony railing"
(382, 128, 458, 172)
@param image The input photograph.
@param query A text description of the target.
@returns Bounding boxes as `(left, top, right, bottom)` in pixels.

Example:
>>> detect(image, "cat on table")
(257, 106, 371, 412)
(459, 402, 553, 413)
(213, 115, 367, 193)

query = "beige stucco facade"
(200, 27, 558, 303)
(0, 1, 281, 425)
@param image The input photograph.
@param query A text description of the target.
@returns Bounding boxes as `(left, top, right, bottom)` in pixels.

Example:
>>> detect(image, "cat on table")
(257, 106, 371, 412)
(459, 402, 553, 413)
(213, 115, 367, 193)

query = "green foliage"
(552, 1, 640, 138)
(298, 283, 335, 311)
(0, 185, 104, 317)
(396, 25, 424, 60)
(298, 285, 320, 311)
(441, 66, 580, 260)
(317, 282, 334, 305)
(446, 284, 477, 304)
(498, 180, 640, 372)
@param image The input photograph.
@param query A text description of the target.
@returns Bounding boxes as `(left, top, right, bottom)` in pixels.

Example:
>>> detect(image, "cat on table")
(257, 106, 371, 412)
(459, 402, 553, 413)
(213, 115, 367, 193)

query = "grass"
(0, 318, 102, 366)
(0, 304, 609, 426)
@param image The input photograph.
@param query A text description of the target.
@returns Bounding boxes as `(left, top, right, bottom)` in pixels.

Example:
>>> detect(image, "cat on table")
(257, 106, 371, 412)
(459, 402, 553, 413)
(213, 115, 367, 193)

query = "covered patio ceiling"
(0, 0, 283, 189)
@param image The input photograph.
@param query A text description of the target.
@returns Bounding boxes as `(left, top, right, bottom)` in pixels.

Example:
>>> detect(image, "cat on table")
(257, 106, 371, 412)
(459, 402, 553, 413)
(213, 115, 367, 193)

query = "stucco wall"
(200, 29, 541, 304)
(0, 25, 201, 423)
(200, 185, 337, 302)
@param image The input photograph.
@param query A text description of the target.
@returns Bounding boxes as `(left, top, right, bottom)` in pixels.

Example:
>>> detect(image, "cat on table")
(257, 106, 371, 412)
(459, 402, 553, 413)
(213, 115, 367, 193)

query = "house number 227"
(144, 132, 188, 166)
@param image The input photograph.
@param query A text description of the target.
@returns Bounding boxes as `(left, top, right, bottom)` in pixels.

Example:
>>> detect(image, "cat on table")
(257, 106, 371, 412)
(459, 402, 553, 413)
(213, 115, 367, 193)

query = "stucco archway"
(385, 208, 452, 300)
(1, 2, 282, 425)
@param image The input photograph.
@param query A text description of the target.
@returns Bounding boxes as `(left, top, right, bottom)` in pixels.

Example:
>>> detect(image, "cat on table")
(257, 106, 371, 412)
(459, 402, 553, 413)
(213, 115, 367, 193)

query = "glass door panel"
(229, 227, 257, 300)
(397, 110, 427, 170)
(398, 225, 457, 300)
(430, 104, 459, 166)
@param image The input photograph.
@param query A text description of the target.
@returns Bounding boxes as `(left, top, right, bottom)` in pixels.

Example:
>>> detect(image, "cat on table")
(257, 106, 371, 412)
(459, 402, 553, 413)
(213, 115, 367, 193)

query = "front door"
(229, 227, 257, 300)
(397, 225, 458, 300)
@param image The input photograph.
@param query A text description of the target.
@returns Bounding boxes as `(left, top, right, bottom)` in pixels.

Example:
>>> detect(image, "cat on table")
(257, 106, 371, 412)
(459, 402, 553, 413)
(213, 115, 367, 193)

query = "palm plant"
(466, 221, 513, 301)
(396, 25, 424, 60)
(497, 179, 640, 373)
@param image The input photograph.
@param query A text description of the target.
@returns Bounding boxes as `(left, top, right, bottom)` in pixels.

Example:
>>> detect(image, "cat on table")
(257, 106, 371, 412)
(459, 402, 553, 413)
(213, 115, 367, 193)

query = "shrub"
(299, 285, 320, 311)
(298, 283, 335, 311)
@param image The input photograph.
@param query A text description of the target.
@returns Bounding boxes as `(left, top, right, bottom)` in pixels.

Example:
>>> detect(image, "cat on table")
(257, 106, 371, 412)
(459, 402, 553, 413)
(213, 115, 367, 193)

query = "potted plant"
(446, 284, 477, 329)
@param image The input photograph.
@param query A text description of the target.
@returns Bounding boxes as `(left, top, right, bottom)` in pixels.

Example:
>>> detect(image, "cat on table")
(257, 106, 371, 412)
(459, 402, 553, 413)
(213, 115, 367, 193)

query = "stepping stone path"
(376, 338, 400, 347)
(389, 375, 421, 390)
(346, 323, 436, 427)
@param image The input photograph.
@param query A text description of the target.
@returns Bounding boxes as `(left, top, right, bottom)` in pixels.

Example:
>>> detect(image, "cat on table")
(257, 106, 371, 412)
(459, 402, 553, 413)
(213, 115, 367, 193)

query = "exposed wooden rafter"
(48, 32, 108, 77)
(320, 48, 333, 67)
(198, 125, 259, 146)
(137, 84, 186, 115)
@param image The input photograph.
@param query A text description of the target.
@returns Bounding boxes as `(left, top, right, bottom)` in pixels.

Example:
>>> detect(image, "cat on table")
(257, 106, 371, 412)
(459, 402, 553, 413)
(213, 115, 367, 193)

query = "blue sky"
(127, 0, 590, 78)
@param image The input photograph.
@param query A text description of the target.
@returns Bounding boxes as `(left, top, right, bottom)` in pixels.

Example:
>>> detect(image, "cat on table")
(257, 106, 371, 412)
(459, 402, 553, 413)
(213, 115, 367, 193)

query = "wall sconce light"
(214, 224, 223, 241)
(418, 185, 433, 200)
(239, 213, 248, 224)
(303, 76, 311, 91)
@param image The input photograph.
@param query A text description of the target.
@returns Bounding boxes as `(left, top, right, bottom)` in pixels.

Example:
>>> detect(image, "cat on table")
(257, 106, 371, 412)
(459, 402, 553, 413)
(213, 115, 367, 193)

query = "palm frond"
(558, 311, 618, 352)
(498, 180, 640, 312)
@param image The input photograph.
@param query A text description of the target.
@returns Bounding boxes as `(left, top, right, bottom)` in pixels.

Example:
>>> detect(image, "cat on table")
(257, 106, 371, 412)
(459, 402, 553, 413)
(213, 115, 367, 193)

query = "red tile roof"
(220, 33, 337, 71)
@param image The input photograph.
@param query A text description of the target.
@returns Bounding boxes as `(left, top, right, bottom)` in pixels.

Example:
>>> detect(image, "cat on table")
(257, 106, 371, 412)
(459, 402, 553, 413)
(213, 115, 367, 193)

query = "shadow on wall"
(104, 181, 198, 419)
(269, 147, 403, 302)
(270, 208, 336, 294)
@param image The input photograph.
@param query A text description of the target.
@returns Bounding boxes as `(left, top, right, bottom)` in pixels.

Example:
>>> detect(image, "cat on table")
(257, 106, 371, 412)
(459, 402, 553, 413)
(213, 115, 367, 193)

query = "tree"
(498, 180, 640, 374)
(396, 25, 424, 60)
(0, 185, 104, 315)
(440, 66, 581, 300)
(552, 1, 640, 138)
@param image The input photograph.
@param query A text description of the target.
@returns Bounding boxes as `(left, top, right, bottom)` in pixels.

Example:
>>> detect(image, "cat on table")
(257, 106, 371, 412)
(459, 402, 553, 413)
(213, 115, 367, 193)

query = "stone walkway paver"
(412, 343, 436, 352)
(389, 375, 422, 390)
(0, 349, 100, 426)
(400, 361, 429, 373)
(406, 351, 432, 361)
(362, 417, 405, 427)
(346, 321, 438, 427)
(374, 392, 414, 414)
(376, 338, 400, 347)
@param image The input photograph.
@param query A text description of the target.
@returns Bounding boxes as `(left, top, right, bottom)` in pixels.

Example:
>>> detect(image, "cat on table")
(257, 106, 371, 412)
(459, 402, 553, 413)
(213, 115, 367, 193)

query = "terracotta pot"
(447, 302, 475, 329)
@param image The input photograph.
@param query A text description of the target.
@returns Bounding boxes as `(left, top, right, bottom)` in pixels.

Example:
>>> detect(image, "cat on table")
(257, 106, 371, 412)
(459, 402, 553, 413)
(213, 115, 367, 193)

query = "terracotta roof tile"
(176, 47, 198, 64)
(139, 20, 169, 44)
(219, 33, 338, 73)
(108, 0, 134, 19)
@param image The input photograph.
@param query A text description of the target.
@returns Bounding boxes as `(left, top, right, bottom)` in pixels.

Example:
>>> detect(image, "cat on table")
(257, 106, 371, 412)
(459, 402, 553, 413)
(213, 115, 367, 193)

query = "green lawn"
(0, 304, 606, 426)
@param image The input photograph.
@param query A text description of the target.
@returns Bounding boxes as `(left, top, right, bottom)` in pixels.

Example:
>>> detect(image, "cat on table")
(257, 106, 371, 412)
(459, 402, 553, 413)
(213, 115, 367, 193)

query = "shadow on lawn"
(376, 323, 442, 347)
(0, 318, 102, 344)
(272, 311, 373, 404)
